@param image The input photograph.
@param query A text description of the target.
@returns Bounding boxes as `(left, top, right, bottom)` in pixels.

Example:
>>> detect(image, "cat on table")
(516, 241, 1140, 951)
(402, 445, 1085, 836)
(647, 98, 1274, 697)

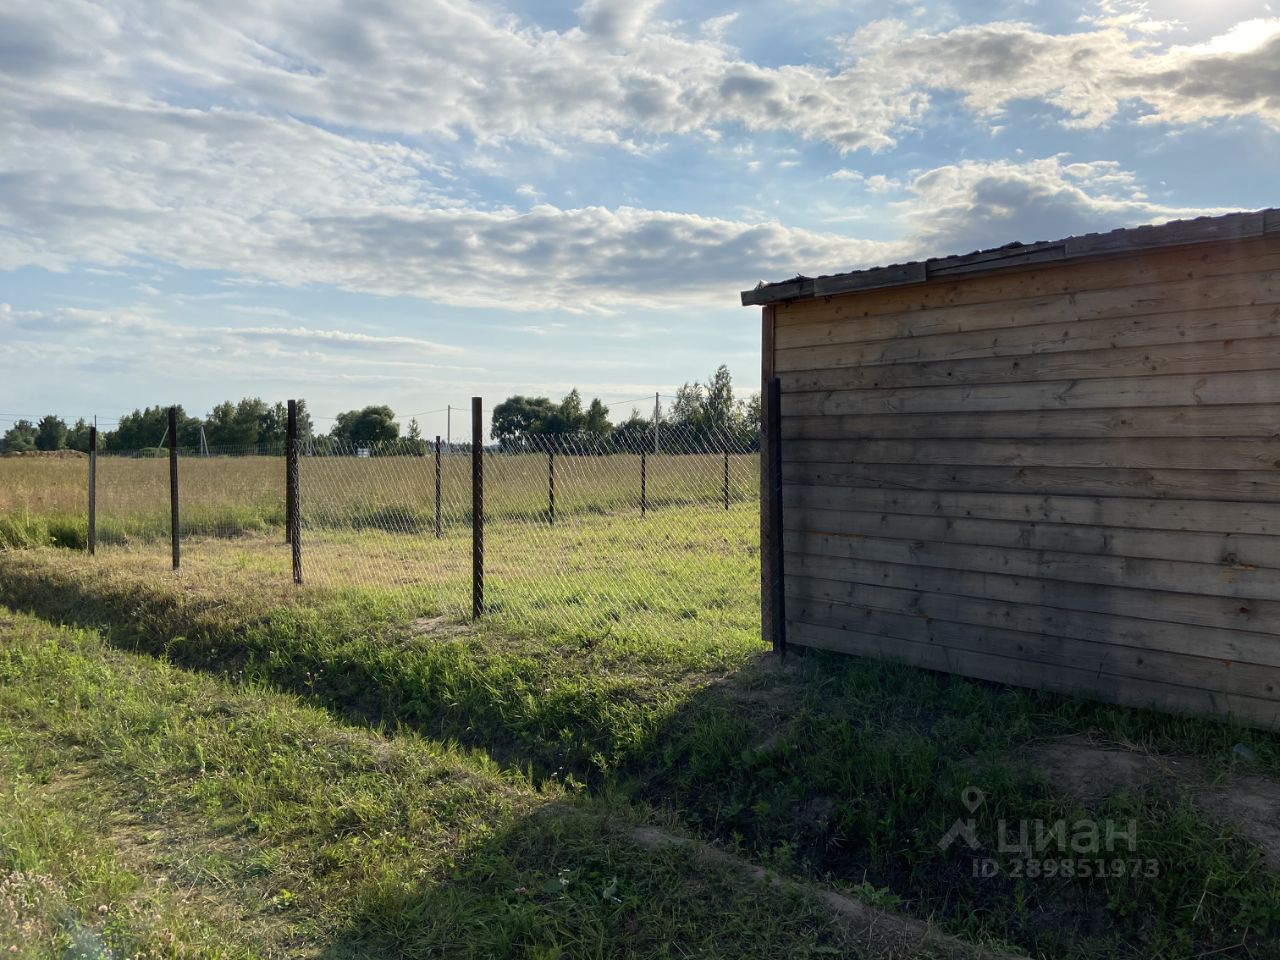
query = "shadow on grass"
(315, 802, 887, 960)
(2, 558, 1279, 959)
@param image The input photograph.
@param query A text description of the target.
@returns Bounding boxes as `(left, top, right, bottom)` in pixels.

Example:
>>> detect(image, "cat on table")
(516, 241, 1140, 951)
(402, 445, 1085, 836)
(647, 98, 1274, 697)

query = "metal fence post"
(434, 435, 442, 539)
(168, 406, 180, 571)
(471, 397, 484, 620)
(287, 399, 301, 584)
(87, 425, 97, 555)
(723, 448, 730, 510)
(548, 449, 556, 525)
(640, 449, 647, 517)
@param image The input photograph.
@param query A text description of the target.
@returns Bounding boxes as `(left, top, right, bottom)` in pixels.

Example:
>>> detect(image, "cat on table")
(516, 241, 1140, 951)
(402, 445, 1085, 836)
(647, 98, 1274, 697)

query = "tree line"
(0, 399, 317, 454)
(493, 365, 759, 451)
(1, 366, 759, 455)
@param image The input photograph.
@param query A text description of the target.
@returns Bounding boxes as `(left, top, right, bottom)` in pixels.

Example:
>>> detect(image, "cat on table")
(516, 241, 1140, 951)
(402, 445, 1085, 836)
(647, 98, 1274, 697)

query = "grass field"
(3, 456, 1280, 958)
(0, 451, 760, 550)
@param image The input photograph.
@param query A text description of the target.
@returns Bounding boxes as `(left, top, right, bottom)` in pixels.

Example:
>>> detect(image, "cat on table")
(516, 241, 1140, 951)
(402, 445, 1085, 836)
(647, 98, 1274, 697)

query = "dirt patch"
(631, 825, 1024, 960)
(1200, 775, 1280, 871)
(402, 616, 474, 645)
(1029, 736, 1280, 870)
(1029, 736, 1202, 805)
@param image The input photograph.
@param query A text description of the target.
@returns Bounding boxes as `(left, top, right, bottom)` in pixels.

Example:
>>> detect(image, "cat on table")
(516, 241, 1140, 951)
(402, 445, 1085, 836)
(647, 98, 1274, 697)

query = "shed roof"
(740, 207, 1280, 307)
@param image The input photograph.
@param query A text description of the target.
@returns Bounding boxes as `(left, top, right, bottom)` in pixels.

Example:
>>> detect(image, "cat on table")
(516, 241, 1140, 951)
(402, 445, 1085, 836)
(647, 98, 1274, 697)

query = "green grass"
(2, 545, 1279, 958)
(0, 608, 881, 959)
(0, 451, 760, 547)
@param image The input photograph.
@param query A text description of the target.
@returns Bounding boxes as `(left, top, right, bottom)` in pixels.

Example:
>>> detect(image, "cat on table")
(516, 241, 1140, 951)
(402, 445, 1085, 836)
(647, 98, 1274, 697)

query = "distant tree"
(405, 417, 427, 455)
(65, 418, 92, 453)
(704, 365, 735, 429)
(1, 419, 38, 453)
(204, 398, 267, 448)
(610, 409, 653, 449)
(583, 398, 611, 438)
(35, 415, 68, 451)
(491, 395, 557, 446)
(331, 405, 399, 448)
(106, 406, 200, 451)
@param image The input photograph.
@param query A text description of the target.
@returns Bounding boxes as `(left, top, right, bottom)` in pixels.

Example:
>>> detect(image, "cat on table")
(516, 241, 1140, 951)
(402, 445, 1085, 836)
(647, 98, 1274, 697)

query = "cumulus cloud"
(6, 0, 1275, 163)
(0, 0, 1261, 314)
(0, 81, 1221, 309)
(897, 156, 1227, 254)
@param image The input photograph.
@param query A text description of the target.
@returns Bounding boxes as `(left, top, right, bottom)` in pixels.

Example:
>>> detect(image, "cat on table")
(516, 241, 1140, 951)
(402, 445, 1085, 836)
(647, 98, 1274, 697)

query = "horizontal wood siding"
(777, 235, 1280, 727)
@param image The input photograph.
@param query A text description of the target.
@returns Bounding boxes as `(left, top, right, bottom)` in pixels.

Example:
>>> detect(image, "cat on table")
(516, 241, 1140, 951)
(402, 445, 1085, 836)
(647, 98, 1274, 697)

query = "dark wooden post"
(471, 397, 484, 620)
(723, 449, 730, 510)
(640, 450, 647, 517)
(434, 436, 442, 539)
(168, 406, 180, 571)
(285, 401, 297, 547)
(87, 425, 97, 555)
(765, 376, 785, 655)
(287, 399, 301, 584)
(548, 449, 556, 525)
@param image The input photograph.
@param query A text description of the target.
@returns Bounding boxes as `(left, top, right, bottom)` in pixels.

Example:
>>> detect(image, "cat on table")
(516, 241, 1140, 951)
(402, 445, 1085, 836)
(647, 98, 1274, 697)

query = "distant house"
(746, 208, 1280, 728)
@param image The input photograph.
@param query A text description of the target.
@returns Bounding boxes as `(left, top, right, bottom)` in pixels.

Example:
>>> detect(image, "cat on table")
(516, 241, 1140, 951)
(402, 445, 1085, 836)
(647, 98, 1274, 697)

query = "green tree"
(1, 420, 37, 453)
(35, 415, 68, 451)
(106, 406, 200, 451)
(330, 406, 399, 449)
(583, 398, 611, 438)
(491, 395, 557, 446)
(610, 409, 652, 449)
(65, 418, 92, 453)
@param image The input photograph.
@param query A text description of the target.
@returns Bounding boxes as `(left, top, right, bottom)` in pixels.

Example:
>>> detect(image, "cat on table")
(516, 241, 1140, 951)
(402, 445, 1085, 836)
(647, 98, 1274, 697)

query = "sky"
(1, 0, 1278, 440)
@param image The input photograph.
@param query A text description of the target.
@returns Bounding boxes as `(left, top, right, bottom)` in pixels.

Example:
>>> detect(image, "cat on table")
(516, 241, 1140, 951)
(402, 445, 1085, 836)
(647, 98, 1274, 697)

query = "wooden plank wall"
(775, 234, 1280, 727)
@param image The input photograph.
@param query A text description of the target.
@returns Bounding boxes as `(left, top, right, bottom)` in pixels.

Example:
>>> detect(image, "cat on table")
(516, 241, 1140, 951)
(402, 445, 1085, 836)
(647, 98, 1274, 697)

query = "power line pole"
(653, 391, 659, 454)
(447, 404, 452, 449)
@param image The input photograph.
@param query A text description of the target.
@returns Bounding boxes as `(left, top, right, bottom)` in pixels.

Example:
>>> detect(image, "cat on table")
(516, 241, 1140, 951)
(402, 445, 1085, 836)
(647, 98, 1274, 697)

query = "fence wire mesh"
(95, 448, 172, 548)
(294, 419, 759, 639)
(10, 414, 761, 643)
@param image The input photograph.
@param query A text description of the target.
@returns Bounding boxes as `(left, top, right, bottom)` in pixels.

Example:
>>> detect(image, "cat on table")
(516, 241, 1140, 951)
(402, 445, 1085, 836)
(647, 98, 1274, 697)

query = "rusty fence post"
(87, 425, 97, 555)
(471, 397, 484, 620)
(548, 448, 556, 525)
(640, 449, 647, 517)
(434, 435, 443, 539)
(287, 399, 301, 584)
(168, 406, 180, 571)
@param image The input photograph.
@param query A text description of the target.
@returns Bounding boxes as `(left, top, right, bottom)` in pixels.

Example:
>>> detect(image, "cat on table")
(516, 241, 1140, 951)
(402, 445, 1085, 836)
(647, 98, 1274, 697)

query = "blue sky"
(1, 0, 1277, 439)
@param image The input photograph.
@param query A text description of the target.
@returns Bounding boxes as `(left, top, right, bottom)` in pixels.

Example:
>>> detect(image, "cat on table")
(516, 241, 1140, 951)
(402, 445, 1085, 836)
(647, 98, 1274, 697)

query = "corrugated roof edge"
(740, 207, 1280, 307)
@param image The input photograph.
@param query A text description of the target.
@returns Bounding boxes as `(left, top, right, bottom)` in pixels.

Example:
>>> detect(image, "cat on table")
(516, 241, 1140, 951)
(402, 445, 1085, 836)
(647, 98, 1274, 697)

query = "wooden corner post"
(287, 399, 301, 584)
(168, 406, 180, 571)
(471, 397, 484, 620)
(766, 375, 785, 655)
(760, 305, 785, 654)
(87, 425, 97, 555)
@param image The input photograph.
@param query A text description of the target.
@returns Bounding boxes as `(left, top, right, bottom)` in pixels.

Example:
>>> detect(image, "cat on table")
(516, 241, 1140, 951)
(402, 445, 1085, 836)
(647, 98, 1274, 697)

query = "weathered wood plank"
(775, 302, 1280, 370)
(785, 563, 1280, 636)
(784, 370, 1280, 417)
(785, 530, 1280, 601)
(784, 507, 1280, 570)
(782, 437, 1280, 471)
(781, 461, 1280, 503)
(788, 580, 1280, 669)
(781, 405, 1280, 441)
(774, 235, 1280, 327)
(786, 622, 1280, 729)
(780, 334, 1280, 394)
(781, 484, 1280, 536)
(791, 601, 1280, 700)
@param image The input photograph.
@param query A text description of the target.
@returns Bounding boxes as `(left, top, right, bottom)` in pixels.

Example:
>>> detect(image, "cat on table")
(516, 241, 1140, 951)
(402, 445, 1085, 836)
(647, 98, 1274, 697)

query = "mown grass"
(2, 543, 1279, 959)
(0, 608, 881, 959)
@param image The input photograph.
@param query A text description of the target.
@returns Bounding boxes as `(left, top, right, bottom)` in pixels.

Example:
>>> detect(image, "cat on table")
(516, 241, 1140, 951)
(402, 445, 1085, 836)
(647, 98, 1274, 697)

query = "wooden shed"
(744, 208, 1280, 727)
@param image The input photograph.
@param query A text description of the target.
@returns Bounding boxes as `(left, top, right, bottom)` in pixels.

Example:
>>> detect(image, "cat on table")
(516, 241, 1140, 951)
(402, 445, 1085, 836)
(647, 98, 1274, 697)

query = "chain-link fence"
(16, 413, 761, 642)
